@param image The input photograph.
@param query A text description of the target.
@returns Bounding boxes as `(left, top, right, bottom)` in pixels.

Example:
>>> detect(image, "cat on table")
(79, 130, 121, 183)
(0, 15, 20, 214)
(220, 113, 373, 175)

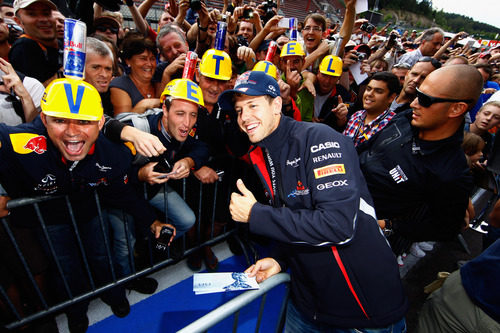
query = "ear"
(272, 96, 282, 115)
(98, 115, 105, 131)
(195, 69, 200, 83)
(40, 112, 47, 126)
(388, 92, 397, 105)
(448, 102, 468, 119)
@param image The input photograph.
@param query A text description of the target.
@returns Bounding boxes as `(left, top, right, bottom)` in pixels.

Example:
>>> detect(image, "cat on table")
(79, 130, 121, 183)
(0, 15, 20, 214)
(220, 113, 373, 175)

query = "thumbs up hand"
(332, 95, 348, 126)
(230, 179, 257, 222)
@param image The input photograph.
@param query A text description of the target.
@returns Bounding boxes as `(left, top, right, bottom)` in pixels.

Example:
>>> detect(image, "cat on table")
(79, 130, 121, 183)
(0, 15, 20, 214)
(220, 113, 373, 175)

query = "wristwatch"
(197, 18, 208, 31)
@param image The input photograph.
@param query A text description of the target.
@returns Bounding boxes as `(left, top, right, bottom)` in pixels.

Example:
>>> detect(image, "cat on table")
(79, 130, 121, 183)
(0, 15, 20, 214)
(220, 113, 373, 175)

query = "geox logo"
(390, 165, 408, 184)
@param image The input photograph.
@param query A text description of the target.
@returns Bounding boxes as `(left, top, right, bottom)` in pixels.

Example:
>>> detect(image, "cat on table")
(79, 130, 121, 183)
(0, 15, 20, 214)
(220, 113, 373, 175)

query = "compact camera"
(360, 22, 375, 33)
(242, 8, 254, 19)
(261, 0, 277, 23)
(190, 0, 202, 11)
(356, 52, 367, 61)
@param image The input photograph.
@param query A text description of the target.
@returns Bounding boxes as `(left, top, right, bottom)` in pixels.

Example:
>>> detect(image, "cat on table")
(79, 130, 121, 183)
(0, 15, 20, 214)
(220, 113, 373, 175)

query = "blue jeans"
(285, 300, 406, 333)
(148, 184, 196, 237)
(106, 209, 136, 277)
(41, 217, 125, 321)
(106, 185, 195, 276)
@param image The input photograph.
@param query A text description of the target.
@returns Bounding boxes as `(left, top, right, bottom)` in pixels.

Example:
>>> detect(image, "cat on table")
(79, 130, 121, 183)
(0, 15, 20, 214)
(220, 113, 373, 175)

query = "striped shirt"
(343, 109, 396, 147)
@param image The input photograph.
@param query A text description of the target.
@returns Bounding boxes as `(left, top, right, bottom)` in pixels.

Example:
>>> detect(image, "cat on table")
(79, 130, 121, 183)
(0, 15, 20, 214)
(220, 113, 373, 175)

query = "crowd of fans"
(0, 0, 500, 332)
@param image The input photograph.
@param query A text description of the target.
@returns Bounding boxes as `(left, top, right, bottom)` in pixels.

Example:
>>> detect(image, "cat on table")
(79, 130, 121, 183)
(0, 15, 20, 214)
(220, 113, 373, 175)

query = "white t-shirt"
(489, 90, 500, 103)
(314, 92, 331, 118)
(0, 71, 44, 126)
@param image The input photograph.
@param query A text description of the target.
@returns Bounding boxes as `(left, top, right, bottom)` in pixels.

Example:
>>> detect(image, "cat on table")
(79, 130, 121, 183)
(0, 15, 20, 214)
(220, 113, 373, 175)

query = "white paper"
(193, 272, 259, 294)
(278, 18, 290, 28)
(349, 62, 369, 85)
(355, 0, 369, 14)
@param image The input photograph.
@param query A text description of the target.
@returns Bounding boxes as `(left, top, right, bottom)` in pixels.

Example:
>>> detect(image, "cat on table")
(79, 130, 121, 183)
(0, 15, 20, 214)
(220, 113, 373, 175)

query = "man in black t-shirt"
(10, 0, 61, 86)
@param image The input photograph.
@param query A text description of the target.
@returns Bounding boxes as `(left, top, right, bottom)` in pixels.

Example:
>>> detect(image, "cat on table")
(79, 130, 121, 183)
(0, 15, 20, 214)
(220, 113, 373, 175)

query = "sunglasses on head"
(417, 56, 442, 69)
(95, 25, 118, 34)
(416, 88, 473, 108)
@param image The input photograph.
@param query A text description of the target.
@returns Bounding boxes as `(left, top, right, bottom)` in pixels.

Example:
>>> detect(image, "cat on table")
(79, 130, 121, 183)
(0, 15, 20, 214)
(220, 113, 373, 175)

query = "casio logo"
(310, 141, 340, 153)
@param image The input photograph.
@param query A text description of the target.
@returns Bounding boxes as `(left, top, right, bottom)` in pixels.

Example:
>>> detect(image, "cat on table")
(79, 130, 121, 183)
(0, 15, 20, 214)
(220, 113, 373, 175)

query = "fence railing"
(0, 172, 246, 331)
(177, 273, 291, 333)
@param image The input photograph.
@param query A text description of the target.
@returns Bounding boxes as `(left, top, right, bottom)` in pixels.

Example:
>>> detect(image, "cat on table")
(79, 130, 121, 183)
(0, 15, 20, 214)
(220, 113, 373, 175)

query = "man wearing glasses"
(358, 64, 483, 252)
(301, 0, 356, 73)
(389, 57, 439, 114)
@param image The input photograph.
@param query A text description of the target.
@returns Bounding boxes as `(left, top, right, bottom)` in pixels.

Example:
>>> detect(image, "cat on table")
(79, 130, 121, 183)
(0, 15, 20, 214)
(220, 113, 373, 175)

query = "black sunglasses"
(95, 25, 119, 34)
(416, 88, 473, 107)
(417, 56, 442, 69)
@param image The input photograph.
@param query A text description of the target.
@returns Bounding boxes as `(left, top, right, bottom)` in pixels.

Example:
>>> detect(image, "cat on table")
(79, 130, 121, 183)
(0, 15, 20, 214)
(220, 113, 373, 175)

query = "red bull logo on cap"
(10, 133, 48, 155)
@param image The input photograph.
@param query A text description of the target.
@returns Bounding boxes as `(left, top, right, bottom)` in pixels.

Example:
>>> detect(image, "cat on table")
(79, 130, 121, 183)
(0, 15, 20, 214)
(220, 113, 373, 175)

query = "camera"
(153, 156, 173, 174)
(237, 34, 249, 47)
(356, 52, 367, 61)
(261, 0, 277, 23)
(190, 0, 202, 11)
(155, 226, 174, 252)
(242, 8, 254, 19)
(360, 22, 374, 33)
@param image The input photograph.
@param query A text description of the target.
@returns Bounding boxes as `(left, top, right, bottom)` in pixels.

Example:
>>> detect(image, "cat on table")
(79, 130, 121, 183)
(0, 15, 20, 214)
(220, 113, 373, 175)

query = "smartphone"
(155, 226, 174, 252)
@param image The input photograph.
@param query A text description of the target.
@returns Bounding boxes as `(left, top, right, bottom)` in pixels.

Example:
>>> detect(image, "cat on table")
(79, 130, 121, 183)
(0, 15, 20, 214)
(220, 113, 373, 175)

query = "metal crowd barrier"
(177, 273, 291, 333)
(0, 171, 245, 331)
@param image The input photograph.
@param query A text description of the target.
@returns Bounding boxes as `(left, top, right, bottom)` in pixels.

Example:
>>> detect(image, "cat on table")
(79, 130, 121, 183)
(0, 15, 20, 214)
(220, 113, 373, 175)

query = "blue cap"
(218, 71, 280, 111)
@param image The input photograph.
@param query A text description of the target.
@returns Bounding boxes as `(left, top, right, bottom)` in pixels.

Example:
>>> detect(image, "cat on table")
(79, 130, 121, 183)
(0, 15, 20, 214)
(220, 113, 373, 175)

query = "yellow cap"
(199, 49, 232, 81)
(41, 78, 103, 121)
(252, 61, 278, 80)
(319, 55, 343, 77)
(280, 41, 305, 57)
(160, 78, 204, 107)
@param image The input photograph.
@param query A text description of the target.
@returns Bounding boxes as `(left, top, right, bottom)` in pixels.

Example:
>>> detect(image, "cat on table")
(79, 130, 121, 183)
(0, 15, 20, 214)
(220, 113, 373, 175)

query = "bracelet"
(125, 0, 134, 6)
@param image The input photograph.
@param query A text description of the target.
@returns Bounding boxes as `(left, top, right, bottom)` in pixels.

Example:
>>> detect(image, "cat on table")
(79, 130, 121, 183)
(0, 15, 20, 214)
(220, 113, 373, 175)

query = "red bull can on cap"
(215, 21, 227, 51)
(289, 18, 298, 41)
(182, 51, 198, 80)
(265, 41, 278, 62)
(64, 18, 87, 80)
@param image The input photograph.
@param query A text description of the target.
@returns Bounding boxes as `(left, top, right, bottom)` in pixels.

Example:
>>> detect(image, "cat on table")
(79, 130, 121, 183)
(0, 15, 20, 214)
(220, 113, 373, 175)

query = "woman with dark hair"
(110, 35, 160, 117)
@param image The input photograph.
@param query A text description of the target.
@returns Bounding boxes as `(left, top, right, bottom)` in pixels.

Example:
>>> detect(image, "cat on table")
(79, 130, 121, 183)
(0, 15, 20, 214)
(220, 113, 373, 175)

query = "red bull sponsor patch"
(10, 133, 48, 154)
(313, 164, 345, 179)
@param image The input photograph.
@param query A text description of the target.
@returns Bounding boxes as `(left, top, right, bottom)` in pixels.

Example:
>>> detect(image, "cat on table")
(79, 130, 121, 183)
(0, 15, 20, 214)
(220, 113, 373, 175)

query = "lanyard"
(265, 148, 284, 207)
